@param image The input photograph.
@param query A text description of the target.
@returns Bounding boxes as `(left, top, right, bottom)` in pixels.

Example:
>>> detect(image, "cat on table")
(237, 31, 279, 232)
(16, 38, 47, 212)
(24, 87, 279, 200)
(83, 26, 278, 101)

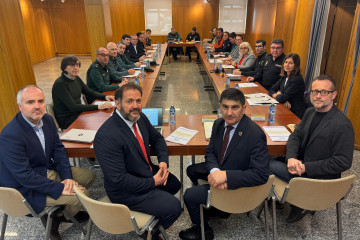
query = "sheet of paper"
(246, 99, 272, 106)
(122, 70, 141, 78)
(214, 54, 226, 57)
(221, 64, 235, 69)
(245, 93, 278, 104)
(235, 83, 258, 88)
(209, 59, 223, 64)
(147, 50, 156, 53)
(227, 73, 242, 77)
(262, 126, 291, 141)
(165, 127, 198, 145)
(94, 101, 116, 107)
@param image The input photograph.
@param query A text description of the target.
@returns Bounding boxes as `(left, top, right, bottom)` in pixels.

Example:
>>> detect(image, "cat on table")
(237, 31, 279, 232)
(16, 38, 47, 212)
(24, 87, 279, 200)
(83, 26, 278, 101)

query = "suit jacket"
(0, 113, 71, 214)
(125, 44, 144, 62)
(205, 115, 269, 190)
(94, 111, 168, 206)
(235, 53, 256, 70)
(268, 73, 305, 118)
(286, 106, 354, 179)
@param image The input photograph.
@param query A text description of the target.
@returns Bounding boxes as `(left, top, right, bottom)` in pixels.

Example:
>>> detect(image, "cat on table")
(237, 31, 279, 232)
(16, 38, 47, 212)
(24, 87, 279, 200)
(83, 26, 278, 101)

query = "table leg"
(180, 155, 184, 209)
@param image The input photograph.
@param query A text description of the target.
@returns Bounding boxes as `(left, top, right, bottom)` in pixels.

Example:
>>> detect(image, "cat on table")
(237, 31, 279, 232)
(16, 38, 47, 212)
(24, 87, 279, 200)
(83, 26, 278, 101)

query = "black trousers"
(185, 47, 199, 59)
(125, 166, 182, 229)
(184, 184, 211, 228)
(186, 162, 208, 185)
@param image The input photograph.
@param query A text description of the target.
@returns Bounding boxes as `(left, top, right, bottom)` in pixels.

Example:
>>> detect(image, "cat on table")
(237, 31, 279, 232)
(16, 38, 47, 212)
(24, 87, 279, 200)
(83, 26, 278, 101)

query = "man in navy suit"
(0, 85, 95, 240)
(179, 88, 269, 240)
(94, 83, 181, 236)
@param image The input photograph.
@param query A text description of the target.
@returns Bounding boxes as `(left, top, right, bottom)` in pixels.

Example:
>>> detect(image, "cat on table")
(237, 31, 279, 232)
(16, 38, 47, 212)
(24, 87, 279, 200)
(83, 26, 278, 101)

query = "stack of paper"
(262, 126, 291, 141)
(123, 70, 141, 78)
(245, 93, 278, 105)
(165, 127, 198, 145)
(221, 64, 235, 69)
(235, 83, 258, 88)
(94, 101, 116, 107)
(209, 59, 223, 64)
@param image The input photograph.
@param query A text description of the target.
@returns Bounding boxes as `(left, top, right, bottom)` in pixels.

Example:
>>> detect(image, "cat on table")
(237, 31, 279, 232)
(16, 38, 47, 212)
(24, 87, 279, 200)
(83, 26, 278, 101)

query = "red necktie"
(219, 126, 233, 166)
(133, 122, 152, 171)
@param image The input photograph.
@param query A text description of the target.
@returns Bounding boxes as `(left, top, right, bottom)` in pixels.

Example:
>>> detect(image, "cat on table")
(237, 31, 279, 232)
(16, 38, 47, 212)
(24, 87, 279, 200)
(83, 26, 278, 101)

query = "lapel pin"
(238, 132, 243, 136)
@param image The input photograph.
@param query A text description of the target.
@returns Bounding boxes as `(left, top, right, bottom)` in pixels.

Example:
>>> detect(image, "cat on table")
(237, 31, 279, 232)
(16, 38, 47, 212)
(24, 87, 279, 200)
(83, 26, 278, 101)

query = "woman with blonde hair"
(231, 41, 255, 70)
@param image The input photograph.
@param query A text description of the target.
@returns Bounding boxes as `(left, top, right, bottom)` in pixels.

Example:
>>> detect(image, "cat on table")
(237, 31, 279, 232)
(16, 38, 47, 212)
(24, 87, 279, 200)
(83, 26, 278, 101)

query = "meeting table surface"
(61, 43, 300, 158)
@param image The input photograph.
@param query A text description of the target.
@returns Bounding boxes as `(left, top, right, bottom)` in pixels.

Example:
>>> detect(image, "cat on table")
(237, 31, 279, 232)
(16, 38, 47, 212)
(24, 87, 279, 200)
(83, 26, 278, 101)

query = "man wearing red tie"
(94, 83, 181, 237)
(179, 88, 269, 240)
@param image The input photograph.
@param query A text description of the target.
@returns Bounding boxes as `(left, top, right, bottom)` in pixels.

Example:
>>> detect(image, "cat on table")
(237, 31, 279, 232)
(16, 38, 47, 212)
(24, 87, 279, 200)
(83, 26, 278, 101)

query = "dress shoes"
(207, 207, 230, 219)
(179, 225, 214, 240)
(57, 211, 90, 223)
(286, 205, 315, 223)
(40, 215, 62, 240)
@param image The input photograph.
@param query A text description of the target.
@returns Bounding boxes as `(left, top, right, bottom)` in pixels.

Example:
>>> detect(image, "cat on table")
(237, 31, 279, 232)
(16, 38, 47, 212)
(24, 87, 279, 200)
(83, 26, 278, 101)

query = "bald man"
(107, 42, 136, 77)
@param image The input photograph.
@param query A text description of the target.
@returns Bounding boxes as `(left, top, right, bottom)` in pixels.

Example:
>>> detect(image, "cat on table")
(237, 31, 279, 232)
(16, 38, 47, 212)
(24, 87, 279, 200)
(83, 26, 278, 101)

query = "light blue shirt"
(22, 114, 45, 155)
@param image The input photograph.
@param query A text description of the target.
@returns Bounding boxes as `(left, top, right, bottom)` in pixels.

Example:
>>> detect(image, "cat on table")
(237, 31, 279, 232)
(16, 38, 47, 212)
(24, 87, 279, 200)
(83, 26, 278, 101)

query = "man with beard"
(269, 75, 354, 223)
(94, 83, 182, 237)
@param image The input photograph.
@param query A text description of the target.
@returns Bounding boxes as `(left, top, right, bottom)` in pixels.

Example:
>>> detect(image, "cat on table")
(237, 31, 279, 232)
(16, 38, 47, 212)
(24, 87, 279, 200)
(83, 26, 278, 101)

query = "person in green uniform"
(107, 42, 136, 77)
(116, 41, 141, 69)
(86, 47, 128, 97)
(52, 55, 115, 129)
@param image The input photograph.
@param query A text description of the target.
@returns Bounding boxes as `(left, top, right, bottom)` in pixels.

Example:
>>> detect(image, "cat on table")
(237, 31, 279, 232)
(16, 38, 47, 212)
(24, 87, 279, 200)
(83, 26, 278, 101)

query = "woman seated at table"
(230, 42, 255, 70)
(268, 53, 305, 119)
(52, 55, 115, 129)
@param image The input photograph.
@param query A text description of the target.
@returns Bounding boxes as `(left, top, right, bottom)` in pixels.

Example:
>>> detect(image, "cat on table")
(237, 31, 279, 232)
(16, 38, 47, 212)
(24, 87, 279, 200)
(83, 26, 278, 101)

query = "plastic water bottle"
(217, 106, 222, 119)
(153, 53, 156, 62)
(214, 58, 217, 68)
(170, 106, 176, 124)
(157, 41, 160, 50)
(268, 104, 276, 123)
(134, 77, 139, 85)
(159, 43, 162, 53)
(225, 77, 230, 89)
(146, 60, 150, 68)
(207, 51, 210, 61)
(141, 67, 145, 78)
(235, 84, 239, 90)
(219, 64, 223, 73)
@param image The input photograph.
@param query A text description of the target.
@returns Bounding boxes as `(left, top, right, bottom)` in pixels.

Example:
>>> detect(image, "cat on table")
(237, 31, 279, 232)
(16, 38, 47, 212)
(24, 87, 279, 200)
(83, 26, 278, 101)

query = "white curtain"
(218, 0, 248, 33)
(144, 0, 172, 36)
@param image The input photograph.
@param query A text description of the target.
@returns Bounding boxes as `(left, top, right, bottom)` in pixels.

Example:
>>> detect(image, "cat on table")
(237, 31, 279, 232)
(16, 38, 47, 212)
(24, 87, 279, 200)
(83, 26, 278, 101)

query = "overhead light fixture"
(61, 0, 65, 3)
(41, 0, 45, 2)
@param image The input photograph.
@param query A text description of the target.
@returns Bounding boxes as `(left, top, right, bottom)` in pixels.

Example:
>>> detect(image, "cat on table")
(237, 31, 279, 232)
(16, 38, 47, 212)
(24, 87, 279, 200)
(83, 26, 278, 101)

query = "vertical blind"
(144, 0, 172, 36)
(218, 0, 248, 33)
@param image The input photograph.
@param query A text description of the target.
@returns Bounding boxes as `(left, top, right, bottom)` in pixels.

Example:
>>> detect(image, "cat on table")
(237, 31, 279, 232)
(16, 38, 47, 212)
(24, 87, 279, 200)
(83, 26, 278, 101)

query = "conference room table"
(61, 42, 300, 203)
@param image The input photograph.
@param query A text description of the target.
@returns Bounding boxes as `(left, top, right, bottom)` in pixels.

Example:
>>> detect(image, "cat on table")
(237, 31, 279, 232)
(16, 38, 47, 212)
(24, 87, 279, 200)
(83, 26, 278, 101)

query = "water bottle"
(268, 104, 276, 123)
(217, 106, 222, 119)
(153, 53, 156, 62)
(157, 41, 160, 50)
(207, 51, 210, 61)
(219, 64, 223, 73)
(225, 77, 230, 89)
(200, 40, 203, 47)
(141, 67, 145, 78)
(159, 43, 162, 53)
(235, 84, 239, 90)
(169, 105, 176, 124)
(146, 60, 150, 68)
(214, 58, 217, 68)
(134, 77, 139, 86)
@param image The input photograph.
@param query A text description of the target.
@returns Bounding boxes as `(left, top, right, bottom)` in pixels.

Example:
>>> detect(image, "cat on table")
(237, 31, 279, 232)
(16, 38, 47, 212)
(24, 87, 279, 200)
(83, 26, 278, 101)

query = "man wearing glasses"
(234, 39, 268, 76)
(270, 75, 354, 223)
(87, 47, 128, 100)
(246, 38, 285, 90)
(126, 34, 146, 63)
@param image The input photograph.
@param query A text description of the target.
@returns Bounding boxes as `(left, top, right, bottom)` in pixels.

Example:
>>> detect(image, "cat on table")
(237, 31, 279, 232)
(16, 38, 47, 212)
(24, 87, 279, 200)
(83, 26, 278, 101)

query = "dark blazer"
(94, 111, 169, 206)
(286, 106, 354, 179)
(205, 115, 269, 190)
(125, 44, 144, 62)
(0, 113, 71, 214)
(268, 73, 305, 118)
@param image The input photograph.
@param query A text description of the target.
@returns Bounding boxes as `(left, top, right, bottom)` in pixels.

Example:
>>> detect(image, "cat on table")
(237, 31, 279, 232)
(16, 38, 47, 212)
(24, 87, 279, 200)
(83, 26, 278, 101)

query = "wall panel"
(0, 0, 36, 130)
(19, 0, 55, 64)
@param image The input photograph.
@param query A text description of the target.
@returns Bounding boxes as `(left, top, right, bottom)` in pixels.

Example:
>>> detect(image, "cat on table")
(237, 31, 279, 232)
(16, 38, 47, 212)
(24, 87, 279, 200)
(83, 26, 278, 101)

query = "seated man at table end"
(52, 55, 114, 129)
(167, 27, 182, 60)
(185, 27, 200, 62)
(0, 85, 96, 240)
(94, 83, 182, 236)
(86, 47, 128, 103)
(270, 74, 354, 223)
(180, 88, 269, 240)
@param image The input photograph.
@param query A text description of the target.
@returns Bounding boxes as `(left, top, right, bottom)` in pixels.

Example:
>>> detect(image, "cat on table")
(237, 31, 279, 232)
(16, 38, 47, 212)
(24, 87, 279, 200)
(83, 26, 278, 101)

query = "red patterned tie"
(219, 126, 233, 166)
(133, 122, 152, 171)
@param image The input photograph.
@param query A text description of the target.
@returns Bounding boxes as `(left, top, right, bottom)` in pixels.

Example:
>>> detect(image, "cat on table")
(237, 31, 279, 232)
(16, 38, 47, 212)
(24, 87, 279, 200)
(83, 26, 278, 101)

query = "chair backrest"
(46, 103, 60, 130)
(210, 175, 275, 214)
(73, 186, 135, 234)
(284, 175, 356, 211)
(0, 187, 31, 217)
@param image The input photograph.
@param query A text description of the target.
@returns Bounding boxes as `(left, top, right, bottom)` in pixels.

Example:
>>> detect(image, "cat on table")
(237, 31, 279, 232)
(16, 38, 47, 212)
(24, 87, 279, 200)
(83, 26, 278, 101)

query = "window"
(218, 0, 248, 34)
(144, 0, 172, 36)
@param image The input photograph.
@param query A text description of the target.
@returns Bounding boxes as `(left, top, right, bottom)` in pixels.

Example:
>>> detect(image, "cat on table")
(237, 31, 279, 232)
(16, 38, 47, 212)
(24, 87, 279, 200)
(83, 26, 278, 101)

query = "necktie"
(219, 126, 233, 166)
(133, 122, 152, 171)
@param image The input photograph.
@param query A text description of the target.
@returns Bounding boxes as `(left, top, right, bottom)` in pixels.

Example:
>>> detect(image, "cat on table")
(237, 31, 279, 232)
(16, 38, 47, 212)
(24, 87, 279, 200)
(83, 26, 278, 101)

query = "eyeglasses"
(254, 45, 263, 48)
(271, 47, 283, 50)
(131, 38, 138, 41)
(97, 53, 109, 57)
(310, 90, 334, 96)
(240, 47, 248, 50)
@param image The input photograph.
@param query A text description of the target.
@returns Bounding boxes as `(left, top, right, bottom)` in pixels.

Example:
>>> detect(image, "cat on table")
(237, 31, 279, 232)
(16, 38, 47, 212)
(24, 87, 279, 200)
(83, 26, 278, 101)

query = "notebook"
(142, 108, 163, 134)
(60, 129, 97, 143)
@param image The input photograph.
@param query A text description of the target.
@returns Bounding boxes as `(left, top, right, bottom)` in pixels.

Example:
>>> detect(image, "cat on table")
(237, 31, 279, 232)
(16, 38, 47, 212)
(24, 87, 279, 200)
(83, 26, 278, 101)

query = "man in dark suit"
(270, 74, 354, 223)
(0, 85, 95, 240)
(125, 34, 146, 63)
(179, 88, 269, 240)
(94, 83, 181, 236)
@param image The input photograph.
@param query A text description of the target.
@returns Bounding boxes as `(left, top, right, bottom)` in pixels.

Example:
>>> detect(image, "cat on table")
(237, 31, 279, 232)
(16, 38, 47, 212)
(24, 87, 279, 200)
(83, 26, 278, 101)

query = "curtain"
(304, 0, 331, 90)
